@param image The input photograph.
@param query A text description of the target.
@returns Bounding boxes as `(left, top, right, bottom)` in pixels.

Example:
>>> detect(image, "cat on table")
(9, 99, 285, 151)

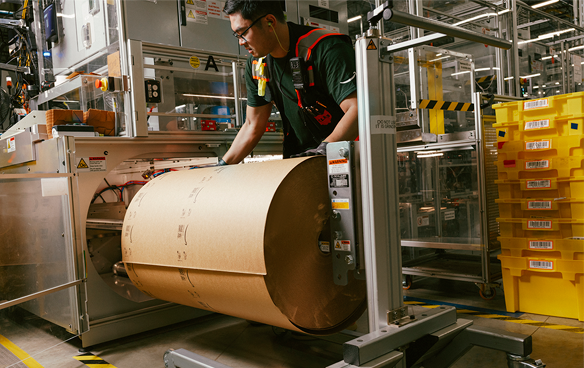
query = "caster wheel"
(479, 285, 496, 300)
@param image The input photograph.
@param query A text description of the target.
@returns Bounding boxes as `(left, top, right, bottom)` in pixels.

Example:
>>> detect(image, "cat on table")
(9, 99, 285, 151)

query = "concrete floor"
(1, 276, 582, 368)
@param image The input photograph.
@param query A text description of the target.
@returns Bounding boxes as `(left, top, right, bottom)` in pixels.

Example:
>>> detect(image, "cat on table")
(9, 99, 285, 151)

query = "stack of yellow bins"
(492, 92, 584, 321)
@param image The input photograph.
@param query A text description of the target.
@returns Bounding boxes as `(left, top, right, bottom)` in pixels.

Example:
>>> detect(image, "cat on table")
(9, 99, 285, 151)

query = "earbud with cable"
(268, 20, 288, 53)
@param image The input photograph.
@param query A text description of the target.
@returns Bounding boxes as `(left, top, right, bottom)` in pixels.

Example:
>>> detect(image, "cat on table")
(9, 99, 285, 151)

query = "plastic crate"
(493, 91, 584, 124)
(497, 217, 584, 238)
(494, 115, 584, 142)
(494, 156, 584, 180)
(496, 177, 584, 199)
(499, 237, 584, 259)
(496, 198, 584, 219)
(496, 135, 584, 161)
(498, 254, 584, 321)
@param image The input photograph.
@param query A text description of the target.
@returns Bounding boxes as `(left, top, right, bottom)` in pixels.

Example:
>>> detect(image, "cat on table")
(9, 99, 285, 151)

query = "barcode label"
(529, 260, 554, 270)
(527, 220, 552, 229)
(525, 140, 550, 150)
(528, 201, 552, 209)
(529, 240, 553, 249)
(526, 179, 551, 189)
(525, 119, 550, 130)
(525, 160, 550, 170)
(524, 99, 549, 110)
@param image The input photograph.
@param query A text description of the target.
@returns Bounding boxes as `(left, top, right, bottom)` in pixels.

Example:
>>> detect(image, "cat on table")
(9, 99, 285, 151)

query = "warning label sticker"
(330, 174, 349, 188)
(319, 241, 330, 253)
(7, 136, 15, 152)
(417, 216, 430, 227)
(76, 157, 107, 172)
(332, 198, 350, 210)
(328, 159, 349, 174)
(367, 39, 377, 50)
(189, 56, 201, 69)
(334, 240, 351, 251)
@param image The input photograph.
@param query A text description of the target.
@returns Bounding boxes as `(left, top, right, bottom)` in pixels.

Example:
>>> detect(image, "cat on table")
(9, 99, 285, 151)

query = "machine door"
(123, 0, 181, 47)
(0, 173, 88, 335)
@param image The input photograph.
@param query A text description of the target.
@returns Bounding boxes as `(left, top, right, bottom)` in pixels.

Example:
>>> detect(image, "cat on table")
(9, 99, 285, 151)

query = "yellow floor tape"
(0, 334, 43, 368)
(405, 301, 584, 334)
(73, 353, 118, 368)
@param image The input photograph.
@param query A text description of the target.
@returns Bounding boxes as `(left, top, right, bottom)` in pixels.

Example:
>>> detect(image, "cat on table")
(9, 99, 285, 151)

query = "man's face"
(229, 12, 270, 58)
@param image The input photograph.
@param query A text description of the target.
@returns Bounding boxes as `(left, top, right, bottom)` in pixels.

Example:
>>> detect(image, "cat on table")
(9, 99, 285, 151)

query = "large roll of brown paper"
(121, 156, 366, 334)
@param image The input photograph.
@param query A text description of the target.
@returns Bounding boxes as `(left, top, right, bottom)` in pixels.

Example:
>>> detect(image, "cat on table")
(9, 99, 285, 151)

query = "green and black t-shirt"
(245, 22, 356, 156)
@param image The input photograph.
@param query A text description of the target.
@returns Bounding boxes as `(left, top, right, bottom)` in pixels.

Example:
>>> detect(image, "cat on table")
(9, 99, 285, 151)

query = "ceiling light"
(348, 15, 361, 23)
(569, 45, 584, 52)
(532, 0, 559, 8)
(504, 77, 514, 80)
(520, 73, 541, 78)
(475, 67, 492, 71)
(451, 71, 471, 76)
(429, 56, 451, 62)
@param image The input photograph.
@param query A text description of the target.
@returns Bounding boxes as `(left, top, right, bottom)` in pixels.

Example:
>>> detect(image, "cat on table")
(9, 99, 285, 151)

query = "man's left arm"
(324, 91, 358, 142)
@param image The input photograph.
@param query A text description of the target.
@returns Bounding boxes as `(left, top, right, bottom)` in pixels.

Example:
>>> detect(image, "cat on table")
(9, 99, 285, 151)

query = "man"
(219, 0, 358, 164)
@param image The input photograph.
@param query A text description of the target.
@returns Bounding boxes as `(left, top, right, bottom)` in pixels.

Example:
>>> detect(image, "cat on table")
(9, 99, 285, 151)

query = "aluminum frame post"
(355, 31, 403, 333)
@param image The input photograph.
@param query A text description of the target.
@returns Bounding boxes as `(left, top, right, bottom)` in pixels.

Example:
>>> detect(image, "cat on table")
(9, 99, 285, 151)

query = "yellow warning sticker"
(77, 158, 89, 169)
(334, 240, 351, 251)
(332, 198, 350, 210)
(367, 39, 377, 50)
(187, 10, 195, 19)
(186, 0, 194, 4)
(189, 56, 201, 69)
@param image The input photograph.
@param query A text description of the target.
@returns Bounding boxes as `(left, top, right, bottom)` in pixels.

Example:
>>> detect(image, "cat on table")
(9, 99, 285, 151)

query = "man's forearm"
(221, 104, 272, 164)
(325, 93, 359, 142)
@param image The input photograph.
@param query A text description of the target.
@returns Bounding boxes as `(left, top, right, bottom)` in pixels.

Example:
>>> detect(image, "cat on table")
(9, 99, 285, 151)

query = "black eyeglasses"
(233, 14, 269, 42)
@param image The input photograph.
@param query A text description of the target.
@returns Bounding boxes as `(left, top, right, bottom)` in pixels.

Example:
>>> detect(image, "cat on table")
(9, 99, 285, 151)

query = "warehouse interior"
(0, 0, 582, 367)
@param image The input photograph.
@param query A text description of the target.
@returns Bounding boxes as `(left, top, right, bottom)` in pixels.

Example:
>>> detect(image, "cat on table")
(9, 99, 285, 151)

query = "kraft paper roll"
(122, 157, 366, 334)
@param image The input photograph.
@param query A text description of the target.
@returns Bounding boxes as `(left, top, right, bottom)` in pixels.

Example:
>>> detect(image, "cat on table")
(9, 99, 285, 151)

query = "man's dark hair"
(223, 0, 286, 23)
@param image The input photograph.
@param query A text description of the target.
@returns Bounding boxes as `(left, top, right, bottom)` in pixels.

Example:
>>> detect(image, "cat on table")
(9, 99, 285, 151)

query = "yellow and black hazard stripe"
(466, 74, 497, 86)
(405, 301, 584, 334)
(418, 99, 474, 112)
(74, 353, 118, 368)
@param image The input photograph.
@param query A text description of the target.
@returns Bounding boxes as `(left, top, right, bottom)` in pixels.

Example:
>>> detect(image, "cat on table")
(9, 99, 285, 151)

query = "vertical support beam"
(232, 61, 243, 127)
(355, 34, 403, 333)
(561, 42, 567, 94)
(127, 40, 149, 137)
(510, 0, 521, 97)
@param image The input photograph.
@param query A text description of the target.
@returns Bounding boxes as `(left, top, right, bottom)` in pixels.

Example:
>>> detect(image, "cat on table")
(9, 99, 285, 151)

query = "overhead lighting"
(541, 56, 553, 60)
(429, 56, 451, 62)
(542, 84, 546, 87)
(555, 82, 560, 85)
(453, 13, 496, 26)
(451, 71, 471, 76)
(518, 28, 575, 44)
(348, 15, 361, 23)
(475, 67, 492, 71)
(532, 0, 559, 8)
(569, 45, 584, 51)
(417, 151, 444, 158)
(520, 73, 541, 78)
(182, 94, 247, 100)
(504, 77, 514, 80)
(498, 9, 510, 15)
(533, 86, 539, 89)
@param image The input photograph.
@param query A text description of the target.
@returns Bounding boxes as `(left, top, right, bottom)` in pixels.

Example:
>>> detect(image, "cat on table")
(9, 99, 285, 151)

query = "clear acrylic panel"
(0, 176, 82, 331)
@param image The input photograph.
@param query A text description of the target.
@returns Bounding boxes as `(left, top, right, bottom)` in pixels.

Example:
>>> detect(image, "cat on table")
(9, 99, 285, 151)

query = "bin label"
(527, 201, 552, 210)
(529, 260, 554, 270)
(527, 220, 552, 229)
(525, 160, 549, 170)
(525, 140, 550, 150)
(524, 99, 548, 110)
(524, 119, 550, 130)
(529, 240, 553, 250)
(526, 179, 551, 189)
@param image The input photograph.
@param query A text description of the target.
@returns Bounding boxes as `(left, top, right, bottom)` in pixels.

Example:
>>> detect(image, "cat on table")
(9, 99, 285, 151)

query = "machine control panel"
(326, 141, 364, 285)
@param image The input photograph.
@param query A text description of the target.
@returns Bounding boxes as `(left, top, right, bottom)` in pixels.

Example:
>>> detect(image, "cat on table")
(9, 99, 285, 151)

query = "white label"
(458, 60, 472, 72)
(524, 99, 549, 110)
(334, 240, 351, 251)
(371, 115, 396, 135)
(526, 179, 551, 189)
(529, 260, 554, 270)
(529, 240, 553, 250)
(207, 0, 223, 19)
(186, 0, 208, 24)
(528, 201, 552, 209)
(524, 119, 550, 130)
(444, 210, 455, 221)
(76, 157, 107, 172)
(318, 0, 329, 8)
(7, 136, 15, 152)
(527, 220, 552, 229)
(41, 177, 68, 197)
(328, 158, 349, 174)
(525, 160, 549, 170)
(319, 241, 330, 253)
(525, 140, 550, 150)
(417, 216, 430, 227)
